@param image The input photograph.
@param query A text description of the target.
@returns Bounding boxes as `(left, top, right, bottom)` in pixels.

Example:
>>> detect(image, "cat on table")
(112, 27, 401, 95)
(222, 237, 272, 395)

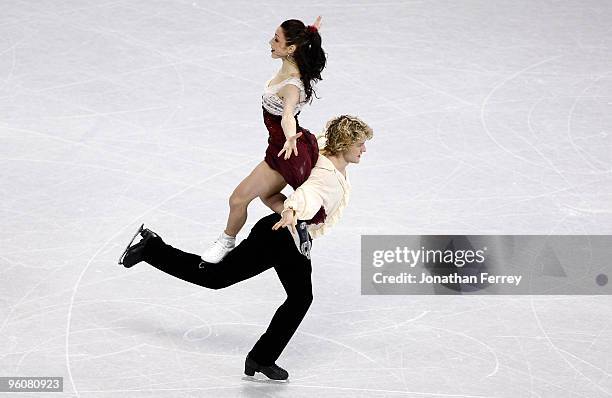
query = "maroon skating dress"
(262, 77, 326, 225)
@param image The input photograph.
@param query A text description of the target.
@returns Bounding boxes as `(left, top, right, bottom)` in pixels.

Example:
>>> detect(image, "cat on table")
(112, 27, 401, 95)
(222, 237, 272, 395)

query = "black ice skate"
(289, 220, 312, 260)
(244, 355, 289, 381)
(118, 224, 158, 268)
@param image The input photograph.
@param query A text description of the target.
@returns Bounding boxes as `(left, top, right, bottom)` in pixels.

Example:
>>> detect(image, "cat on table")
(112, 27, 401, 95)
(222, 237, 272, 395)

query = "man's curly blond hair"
(320, 115, 373, 156)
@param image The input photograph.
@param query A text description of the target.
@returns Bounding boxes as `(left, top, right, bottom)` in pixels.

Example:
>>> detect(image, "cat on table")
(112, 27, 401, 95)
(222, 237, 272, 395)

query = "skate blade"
(242, 375, 288, 384)
(118, 223, 145, 265)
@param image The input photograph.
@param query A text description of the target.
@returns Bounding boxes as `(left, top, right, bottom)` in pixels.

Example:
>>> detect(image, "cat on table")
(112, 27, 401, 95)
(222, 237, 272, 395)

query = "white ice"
(1, 0, 612, 397)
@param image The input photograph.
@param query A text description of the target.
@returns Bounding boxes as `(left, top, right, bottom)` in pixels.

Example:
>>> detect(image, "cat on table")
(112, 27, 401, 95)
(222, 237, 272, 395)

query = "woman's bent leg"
(260, 192, 287, 214)
(224, 161, 286, 237)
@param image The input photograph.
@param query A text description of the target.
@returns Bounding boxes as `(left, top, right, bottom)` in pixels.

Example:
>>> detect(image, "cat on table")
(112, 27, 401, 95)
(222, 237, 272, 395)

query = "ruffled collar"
(317, 155, 347, 180)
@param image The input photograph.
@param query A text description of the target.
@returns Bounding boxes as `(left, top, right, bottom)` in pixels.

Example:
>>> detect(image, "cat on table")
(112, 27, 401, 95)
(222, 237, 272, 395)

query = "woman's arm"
(276, 84, 302, 160)
(278, 84, 300, 138)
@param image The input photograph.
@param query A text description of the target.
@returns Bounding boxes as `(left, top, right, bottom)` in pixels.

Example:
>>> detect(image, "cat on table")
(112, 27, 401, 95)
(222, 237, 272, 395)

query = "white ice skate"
(201, 233, 235, 263)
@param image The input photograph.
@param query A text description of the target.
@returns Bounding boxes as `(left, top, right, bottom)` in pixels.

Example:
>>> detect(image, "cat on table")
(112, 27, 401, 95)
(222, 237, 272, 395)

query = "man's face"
(343, 138, 367, 164)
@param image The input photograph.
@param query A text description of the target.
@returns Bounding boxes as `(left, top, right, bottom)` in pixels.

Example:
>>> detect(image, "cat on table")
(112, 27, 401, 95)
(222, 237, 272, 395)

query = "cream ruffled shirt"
(283, 154, 351, 239)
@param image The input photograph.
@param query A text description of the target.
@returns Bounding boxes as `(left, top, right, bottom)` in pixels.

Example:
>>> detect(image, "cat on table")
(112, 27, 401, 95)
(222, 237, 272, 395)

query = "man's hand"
(273, 208, 297, 234)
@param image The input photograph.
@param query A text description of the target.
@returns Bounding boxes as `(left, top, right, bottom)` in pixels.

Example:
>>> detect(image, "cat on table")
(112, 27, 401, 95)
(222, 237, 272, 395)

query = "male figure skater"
(118, 115, 373, 380)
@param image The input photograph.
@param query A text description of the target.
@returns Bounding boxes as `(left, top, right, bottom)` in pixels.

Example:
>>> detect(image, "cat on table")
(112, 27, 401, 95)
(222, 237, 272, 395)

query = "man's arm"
(272, 168, 339, 231)
(283, 171, 329, 220)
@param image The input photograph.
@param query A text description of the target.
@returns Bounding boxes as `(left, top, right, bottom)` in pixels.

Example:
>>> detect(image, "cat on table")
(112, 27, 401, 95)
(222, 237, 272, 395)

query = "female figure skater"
(201, 16, 327, 263)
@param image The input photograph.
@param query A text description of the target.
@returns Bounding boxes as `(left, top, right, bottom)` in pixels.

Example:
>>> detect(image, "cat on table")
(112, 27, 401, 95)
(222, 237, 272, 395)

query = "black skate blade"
(242, 375, 288, 384)
(118, 223, 145, 265)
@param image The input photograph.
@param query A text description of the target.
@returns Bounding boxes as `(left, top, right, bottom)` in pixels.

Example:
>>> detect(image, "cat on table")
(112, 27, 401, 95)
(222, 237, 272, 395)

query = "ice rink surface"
(1, 0, 611, 397)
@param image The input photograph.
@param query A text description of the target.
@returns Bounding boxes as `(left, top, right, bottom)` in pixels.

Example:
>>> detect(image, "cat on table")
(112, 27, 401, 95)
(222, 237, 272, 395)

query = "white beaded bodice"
(262, 76, 306, 116)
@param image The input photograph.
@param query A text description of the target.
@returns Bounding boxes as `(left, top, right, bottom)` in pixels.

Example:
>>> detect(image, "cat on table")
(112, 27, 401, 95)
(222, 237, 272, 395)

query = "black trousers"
(142, 213, 313, 365)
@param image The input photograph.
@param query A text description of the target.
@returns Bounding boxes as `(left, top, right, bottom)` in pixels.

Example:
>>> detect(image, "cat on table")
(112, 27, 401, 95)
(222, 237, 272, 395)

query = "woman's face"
(269, 26, 294, 59)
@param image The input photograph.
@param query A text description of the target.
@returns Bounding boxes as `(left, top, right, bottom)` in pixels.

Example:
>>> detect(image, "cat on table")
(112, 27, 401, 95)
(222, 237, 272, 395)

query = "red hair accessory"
(306, 25, 318, 34)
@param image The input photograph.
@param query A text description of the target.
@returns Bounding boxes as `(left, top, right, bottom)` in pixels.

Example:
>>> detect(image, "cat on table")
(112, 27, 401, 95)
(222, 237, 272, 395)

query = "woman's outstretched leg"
(201, 161, 286, 263)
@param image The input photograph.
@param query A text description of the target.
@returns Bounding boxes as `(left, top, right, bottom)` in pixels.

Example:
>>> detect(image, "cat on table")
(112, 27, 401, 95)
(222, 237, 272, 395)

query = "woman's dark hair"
(280, 19, 326, 103)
